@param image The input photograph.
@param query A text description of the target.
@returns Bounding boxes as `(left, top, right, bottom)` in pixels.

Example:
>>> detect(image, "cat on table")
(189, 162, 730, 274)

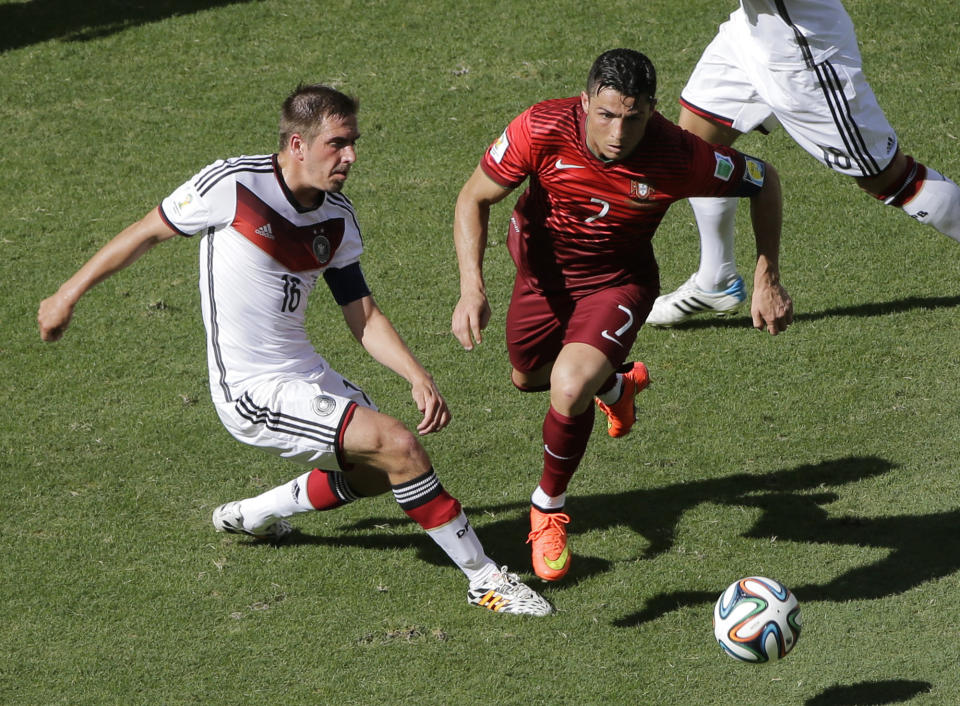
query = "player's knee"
(376, 417, 430, 478)
(548, 371, 594, 415)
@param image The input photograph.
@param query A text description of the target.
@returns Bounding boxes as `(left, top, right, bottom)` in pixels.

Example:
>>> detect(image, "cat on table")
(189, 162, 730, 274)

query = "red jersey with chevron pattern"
(480, 96, 764, 294)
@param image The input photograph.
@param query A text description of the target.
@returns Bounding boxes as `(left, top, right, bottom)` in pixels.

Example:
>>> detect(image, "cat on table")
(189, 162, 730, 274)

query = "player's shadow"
(656, 294, 960, 331)
(614, 460, 960, 627)
(281, 455, 960, 610)
(0, 0, 259, 52)
(805, 679, 932, 705)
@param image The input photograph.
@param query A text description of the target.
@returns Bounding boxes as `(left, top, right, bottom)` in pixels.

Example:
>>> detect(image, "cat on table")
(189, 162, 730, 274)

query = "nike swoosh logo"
(555, 159, 585, 170)
(601, 330, 625, 346)
(544, 444, 577, 460)
(543, 547, 570, 571)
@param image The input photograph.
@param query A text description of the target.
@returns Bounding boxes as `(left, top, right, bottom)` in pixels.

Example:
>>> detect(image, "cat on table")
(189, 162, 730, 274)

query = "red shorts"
(506, 276, 657, 374)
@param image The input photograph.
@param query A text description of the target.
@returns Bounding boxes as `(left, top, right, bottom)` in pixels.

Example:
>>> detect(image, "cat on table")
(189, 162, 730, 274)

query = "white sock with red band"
(900, 166, 960, 241)
(392, 469, 497, 584)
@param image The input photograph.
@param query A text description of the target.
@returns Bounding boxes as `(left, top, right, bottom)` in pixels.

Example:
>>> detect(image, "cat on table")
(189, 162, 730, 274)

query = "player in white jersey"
(647, 0, 960, 326)
(37, 84, 551, 616)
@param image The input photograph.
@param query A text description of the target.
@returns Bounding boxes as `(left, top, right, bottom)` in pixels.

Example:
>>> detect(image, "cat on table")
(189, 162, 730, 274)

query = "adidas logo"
(255, 223, 275, 239)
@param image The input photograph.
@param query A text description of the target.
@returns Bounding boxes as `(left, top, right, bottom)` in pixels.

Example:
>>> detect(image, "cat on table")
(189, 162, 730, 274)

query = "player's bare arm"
(38, 208, 178, 342)
(451, 165, 515, 350)
(746, 162, 793, 335)
(341, 295, 451, 435)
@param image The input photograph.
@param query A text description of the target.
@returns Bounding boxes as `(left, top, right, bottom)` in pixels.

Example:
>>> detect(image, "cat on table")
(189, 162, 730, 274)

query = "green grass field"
(2, 0, 959, 703)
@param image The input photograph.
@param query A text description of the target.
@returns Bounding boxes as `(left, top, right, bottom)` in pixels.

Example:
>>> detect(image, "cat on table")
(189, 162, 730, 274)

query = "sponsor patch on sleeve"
(743, 156, 765, 187)
(489, 129, 509, 164)
(713, 152, 734, 181)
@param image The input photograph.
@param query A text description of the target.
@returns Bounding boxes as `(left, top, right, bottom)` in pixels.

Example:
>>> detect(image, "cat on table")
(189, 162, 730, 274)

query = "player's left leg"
(212, 467, 363, 539)
(860, 150, 960, 242)
(678, 107, 746, 294)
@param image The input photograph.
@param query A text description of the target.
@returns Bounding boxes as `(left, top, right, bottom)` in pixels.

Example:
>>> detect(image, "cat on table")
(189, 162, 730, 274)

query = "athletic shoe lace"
(526, 513, 570, 555)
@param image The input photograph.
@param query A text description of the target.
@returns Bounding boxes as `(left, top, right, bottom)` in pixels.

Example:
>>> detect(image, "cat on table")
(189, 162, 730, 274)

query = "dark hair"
(278, 84, 359, 151)
(586, 49, 657, 102)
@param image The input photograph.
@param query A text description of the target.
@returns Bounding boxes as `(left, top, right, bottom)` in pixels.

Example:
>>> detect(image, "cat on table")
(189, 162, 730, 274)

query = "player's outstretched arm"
(747, 162, 793, 335)
(451, 165, 514, 350)
(341, 295, 451, 435)
(38, 208, 179, 342)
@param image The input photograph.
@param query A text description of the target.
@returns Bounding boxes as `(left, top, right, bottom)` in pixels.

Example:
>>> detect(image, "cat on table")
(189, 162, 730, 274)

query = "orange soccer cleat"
(595, 361, 650, 438)
(527, 506, 572, 581)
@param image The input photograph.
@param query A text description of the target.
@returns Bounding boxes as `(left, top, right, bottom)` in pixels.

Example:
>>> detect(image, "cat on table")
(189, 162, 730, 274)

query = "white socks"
(690, 196, 740, 290)
(531, 485, 566, 512)
(425, 511, 498, 585)
(900, 167, 960, 242)
(238, 470, 315, 532)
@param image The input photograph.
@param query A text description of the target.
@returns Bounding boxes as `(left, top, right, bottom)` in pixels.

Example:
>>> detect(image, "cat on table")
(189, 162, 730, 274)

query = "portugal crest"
(630, 181, 651, 199)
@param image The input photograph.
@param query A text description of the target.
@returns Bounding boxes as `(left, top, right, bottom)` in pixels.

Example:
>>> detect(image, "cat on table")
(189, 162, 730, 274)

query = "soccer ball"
(713, 576, 801, 663)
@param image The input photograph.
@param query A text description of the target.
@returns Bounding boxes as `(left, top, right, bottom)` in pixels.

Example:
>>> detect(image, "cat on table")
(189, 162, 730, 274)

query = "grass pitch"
(2, 1, 959, 703)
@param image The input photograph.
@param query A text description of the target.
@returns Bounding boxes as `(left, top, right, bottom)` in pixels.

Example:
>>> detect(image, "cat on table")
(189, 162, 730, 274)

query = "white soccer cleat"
(212, 501, 292, 540)
(646, 274, 746, 326)
(467, 566, 554, 616)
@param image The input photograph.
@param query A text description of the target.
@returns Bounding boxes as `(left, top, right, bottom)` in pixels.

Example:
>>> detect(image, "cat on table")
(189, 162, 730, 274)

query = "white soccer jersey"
(731, 0, 859, 69)
(159, 154, 364, 405)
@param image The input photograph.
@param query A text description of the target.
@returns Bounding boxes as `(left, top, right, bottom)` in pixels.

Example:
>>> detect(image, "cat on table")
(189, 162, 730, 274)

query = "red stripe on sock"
(403, 489, 462, 530)
(305, 469, 347, 511)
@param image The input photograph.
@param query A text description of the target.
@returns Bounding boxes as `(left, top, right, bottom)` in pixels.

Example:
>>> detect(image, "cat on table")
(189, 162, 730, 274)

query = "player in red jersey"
(451, 49, 793, 582)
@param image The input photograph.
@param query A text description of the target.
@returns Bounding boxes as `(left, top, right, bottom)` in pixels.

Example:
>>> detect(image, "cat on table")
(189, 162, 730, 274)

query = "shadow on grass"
(654, 294, 960, 331)
(275, 455, 960, 613)
(609, 455, 960, 626)
(805, 679, 932, 705)
(0, 0, 259, 52)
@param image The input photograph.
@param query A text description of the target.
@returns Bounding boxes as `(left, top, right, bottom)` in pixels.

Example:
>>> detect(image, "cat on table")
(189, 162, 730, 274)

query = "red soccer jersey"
(480, 96, 765, 294)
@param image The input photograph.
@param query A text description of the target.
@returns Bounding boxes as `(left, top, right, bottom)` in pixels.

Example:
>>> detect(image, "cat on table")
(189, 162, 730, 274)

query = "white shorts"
(680, 20, 898, 177)
(215, 364, 378, 470)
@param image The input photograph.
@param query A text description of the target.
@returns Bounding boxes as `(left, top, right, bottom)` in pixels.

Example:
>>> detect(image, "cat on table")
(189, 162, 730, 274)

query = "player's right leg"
(210, 368, 377, 538)
(508, 282, 653, 581)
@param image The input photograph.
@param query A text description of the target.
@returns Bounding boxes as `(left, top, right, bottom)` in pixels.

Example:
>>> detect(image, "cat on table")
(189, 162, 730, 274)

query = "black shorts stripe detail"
(235, 393, 339, 445)
(774, 0, 816, 69)
(678, 96, 736, 129)
(391, 469, 442, 510)
(814, 61, 882, 176)
(205, 228, 232, 402)
(772, 1, 882, 177)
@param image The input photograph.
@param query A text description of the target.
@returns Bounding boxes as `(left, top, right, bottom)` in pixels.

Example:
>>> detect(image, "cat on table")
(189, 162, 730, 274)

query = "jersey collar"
(272, 153, 327, 213)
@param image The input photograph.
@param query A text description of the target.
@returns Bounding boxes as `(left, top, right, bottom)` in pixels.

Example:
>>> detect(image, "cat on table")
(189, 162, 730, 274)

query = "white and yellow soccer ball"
(713, 576, 801, 663)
